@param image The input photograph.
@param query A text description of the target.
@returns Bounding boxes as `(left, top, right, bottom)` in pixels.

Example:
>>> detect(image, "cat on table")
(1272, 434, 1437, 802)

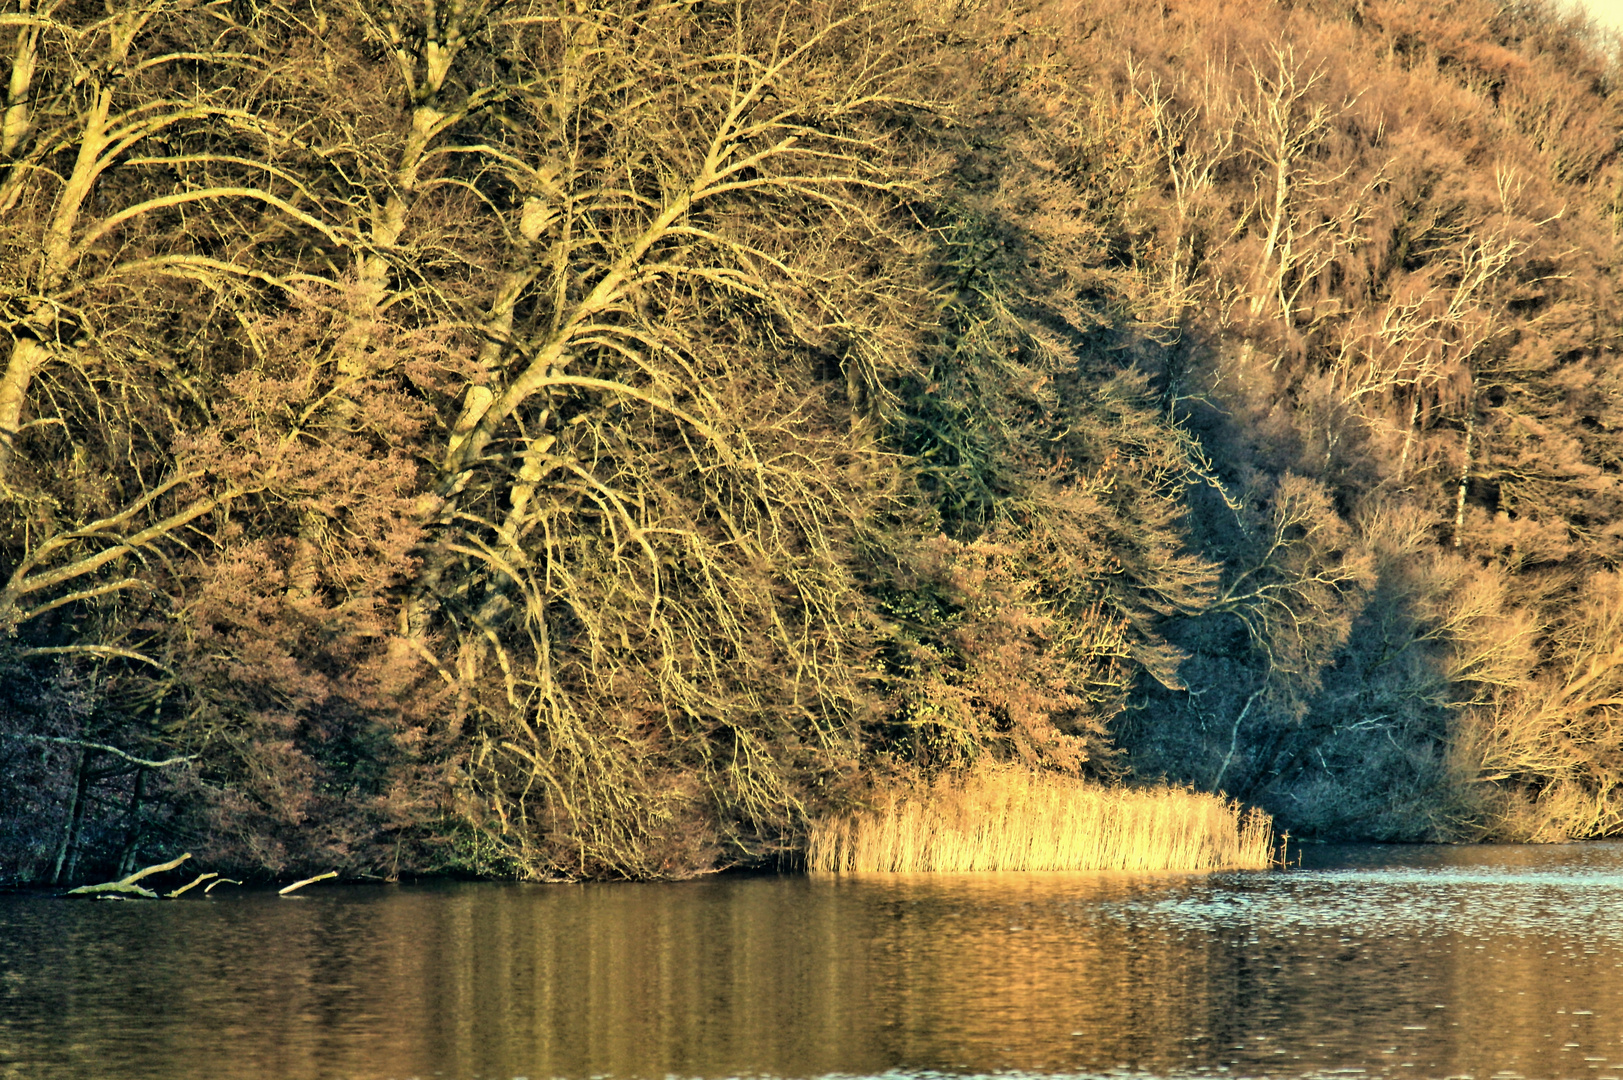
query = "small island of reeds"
(808, 766, 1277, 874)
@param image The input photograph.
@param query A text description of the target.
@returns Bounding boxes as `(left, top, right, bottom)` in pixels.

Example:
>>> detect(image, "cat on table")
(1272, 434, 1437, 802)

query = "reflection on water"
(4, 844, 1623, 1079)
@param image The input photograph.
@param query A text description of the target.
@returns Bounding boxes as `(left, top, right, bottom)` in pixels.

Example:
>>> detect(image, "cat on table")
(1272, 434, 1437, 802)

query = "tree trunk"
(1212, 685, 1265, 793)
(1454, 404, 1476, 548)
(1, 19, 39, 159)
(0, 336, 44, 481)
(115, 768, 147, 880)
(1397, 392, 1420, 480)
(50, 747, 92, 886)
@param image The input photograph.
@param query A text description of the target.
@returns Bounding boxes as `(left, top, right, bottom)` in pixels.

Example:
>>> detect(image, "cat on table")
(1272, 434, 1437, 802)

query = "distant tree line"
(2, 0, 1621, 882)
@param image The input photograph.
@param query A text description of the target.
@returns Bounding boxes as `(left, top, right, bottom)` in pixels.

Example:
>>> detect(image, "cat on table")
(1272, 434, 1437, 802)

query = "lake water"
(4, 843, 1623, 1079)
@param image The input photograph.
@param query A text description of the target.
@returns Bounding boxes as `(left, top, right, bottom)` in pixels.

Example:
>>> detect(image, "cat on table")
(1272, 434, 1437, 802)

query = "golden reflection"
(5, 853, 1623, 1079)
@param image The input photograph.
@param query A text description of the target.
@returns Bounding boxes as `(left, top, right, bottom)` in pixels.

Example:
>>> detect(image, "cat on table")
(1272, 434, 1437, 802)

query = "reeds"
(807, 765, 1276, 873)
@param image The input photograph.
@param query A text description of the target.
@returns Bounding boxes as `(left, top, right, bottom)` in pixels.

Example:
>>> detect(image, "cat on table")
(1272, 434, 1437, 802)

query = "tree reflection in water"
(5, 844, 1623, 1079)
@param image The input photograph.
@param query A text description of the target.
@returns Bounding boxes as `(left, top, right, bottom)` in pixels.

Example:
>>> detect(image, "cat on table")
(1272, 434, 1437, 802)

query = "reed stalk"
(807, 766, 1275, 873)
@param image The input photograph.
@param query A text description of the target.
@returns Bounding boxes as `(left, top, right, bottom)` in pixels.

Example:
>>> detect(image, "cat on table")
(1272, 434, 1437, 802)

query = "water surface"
(4, 843, 1623, 1079)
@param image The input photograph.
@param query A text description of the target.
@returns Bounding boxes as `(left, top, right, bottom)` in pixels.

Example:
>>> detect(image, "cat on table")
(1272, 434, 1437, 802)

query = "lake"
(3, 843, 1623, 1079)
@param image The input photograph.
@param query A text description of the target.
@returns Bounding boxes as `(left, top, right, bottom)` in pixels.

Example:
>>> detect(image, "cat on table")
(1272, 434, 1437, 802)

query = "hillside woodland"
(4, 0, 1623, 882)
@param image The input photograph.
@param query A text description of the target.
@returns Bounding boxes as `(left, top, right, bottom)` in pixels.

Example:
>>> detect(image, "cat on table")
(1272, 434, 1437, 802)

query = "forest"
(3, 0, 1623, 883)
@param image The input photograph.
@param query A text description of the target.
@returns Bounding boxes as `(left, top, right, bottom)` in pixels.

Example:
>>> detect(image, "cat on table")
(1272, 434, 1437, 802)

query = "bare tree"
(1228, 42, 1374, 337)
(356, 0, 942, 875)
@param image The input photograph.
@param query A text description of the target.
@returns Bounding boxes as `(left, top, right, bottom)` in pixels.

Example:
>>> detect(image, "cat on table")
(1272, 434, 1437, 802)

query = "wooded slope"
(3, 0, 1621, 882)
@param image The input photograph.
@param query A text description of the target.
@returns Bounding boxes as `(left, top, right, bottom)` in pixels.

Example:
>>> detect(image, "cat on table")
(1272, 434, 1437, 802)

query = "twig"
(278, 870, 337, 895)
(203, 878, 241, 894)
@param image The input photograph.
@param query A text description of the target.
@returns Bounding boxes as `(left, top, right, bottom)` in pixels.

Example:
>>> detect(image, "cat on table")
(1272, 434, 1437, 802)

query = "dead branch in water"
(65, 853, 191, 897)
(165, 872, 218, 898)
(278, 871, 337, 896)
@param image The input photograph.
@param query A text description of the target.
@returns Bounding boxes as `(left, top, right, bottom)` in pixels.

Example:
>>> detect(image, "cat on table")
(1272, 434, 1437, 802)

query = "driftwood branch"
(165, 871, 217, 897)
(66, 881, 160, 898)
(119, 852, 192, 885)
(278, 870, 337, 895)
(65, 852, 191, 897)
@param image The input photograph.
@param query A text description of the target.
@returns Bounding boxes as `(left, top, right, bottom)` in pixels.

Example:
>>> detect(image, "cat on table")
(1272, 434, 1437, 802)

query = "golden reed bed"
(807, 766, 1276, 873)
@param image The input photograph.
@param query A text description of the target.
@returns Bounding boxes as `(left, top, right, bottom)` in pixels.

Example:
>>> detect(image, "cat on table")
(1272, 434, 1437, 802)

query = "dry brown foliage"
(8, 0, 1623, 882)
